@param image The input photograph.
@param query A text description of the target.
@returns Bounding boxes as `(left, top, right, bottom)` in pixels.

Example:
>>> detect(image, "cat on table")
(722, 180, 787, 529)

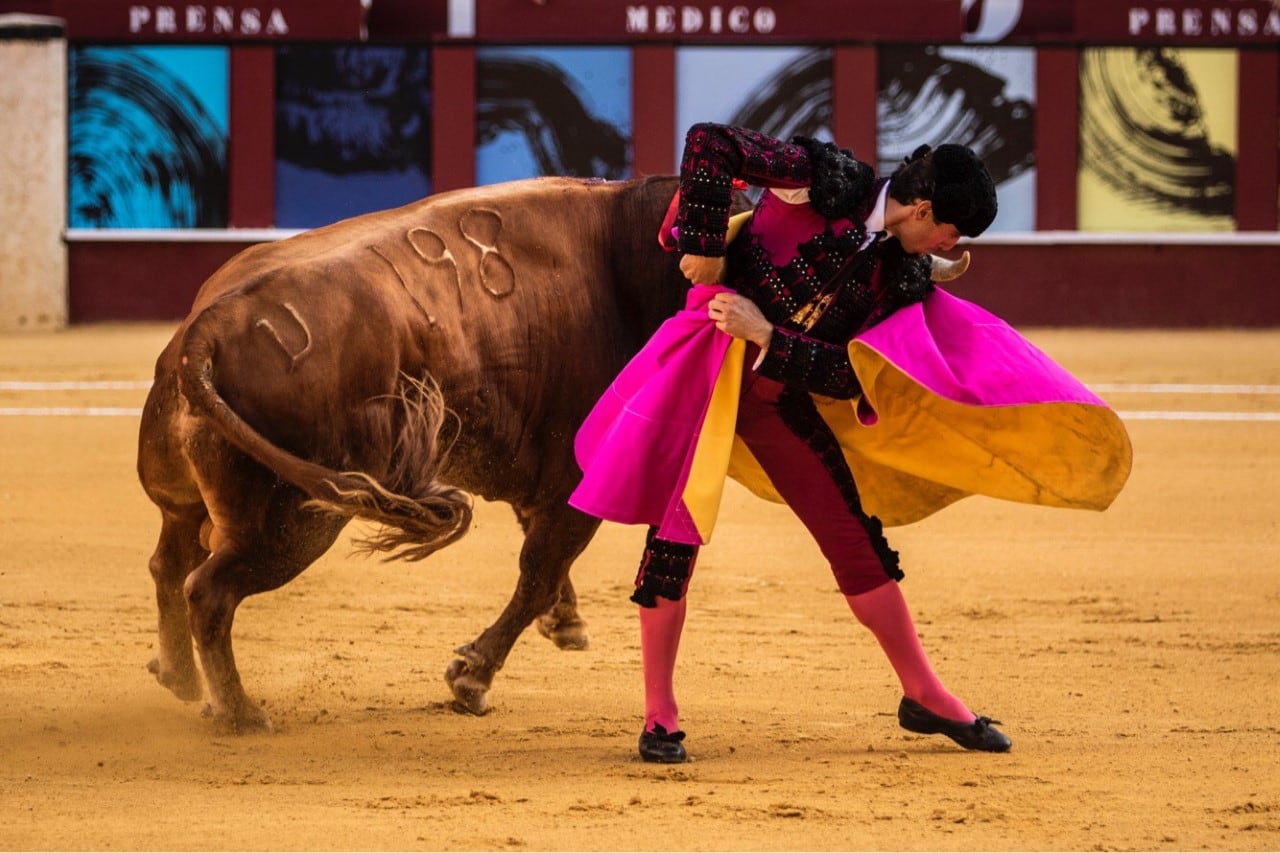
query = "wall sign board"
(59, 0, 369, 42)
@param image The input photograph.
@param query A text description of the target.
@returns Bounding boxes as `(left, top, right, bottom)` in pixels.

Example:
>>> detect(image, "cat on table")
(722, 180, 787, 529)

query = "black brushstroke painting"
(476, 55, 630, 179)
(1079, 47, 1234, 218)
(69, 48, 227, 228)
(724, 47, 1035, 189)
(275, 45, 432, 176)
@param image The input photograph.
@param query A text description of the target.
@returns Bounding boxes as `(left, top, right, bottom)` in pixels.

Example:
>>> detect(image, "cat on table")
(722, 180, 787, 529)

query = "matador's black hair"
(894, 143, 998, 237)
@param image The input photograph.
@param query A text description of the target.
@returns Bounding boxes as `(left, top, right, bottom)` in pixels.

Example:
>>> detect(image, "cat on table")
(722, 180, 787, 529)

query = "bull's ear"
(929, 250, 970, 282)
(658, 190, 681, 251)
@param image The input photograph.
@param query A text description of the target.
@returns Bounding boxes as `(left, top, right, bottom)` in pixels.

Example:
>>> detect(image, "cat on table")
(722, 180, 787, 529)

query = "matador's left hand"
(707, 292, 773, 349)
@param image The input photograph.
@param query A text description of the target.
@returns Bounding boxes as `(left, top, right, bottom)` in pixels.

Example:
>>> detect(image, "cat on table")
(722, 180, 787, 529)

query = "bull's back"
(190, 176, 675, 315)
(213, 176, 682, 395)
(158, 176, 683, 482)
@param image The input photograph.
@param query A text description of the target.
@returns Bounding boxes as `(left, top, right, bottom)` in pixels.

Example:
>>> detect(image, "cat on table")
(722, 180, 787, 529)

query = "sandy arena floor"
(1, 323, 1278, 851)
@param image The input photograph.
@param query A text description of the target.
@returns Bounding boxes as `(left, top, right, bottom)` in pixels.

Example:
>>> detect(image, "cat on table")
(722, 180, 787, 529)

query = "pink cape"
(569, 285, 738, 544)
(570, 286, 1133, 543)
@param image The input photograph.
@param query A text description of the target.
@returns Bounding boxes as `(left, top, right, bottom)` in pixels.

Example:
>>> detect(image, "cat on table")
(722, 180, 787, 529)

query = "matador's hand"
(707, 292, 773, 349)
(680, 254, 726, 284)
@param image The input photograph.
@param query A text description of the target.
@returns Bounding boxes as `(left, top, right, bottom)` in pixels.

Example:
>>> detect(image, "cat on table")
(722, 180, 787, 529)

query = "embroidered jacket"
(676, 122, 933, 399)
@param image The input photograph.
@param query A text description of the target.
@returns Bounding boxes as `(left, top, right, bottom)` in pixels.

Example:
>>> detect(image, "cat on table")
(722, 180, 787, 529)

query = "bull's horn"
(930, 250, 970, 282)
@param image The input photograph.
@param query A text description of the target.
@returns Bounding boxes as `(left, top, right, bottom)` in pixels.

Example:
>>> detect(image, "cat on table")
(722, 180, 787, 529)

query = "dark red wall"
(68, 240, 254, 322)
(945, 242, 1280, 327)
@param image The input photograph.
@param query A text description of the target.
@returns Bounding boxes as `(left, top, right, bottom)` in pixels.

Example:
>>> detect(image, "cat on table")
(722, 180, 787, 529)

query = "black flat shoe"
(638, 723, 687, 763)
(897, 697, 1012, 752)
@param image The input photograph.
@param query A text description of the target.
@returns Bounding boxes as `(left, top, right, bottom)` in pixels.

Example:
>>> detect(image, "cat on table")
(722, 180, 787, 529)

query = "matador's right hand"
(679, 254, 726, 285)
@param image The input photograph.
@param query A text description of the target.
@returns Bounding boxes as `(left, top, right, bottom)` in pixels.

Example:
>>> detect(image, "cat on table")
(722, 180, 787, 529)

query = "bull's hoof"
(535, 614, 591, 651)
(444, 659, 490, 716)
(201, 700, 274, 734)
(147, 656, 203, 702)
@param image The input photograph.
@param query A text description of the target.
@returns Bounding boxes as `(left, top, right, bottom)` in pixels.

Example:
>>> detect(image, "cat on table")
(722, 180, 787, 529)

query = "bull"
(137, 175, 696, 732)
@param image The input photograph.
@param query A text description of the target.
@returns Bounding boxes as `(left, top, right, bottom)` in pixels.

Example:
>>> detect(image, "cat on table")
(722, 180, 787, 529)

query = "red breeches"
(633, 359, 901, 605)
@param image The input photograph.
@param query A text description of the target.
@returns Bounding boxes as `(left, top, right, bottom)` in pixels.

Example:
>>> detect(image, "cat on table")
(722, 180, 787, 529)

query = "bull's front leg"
(445, 504, 599, 714)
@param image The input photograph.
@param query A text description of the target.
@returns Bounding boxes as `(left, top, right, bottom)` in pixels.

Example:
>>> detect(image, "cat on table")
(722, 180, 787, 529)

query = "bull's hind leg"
(536, 575, 590, 651)
(184, 548, 272, 732)
(184, 508, 346, 734)
(146, 505, 210, 702)
(446, 504, 600, 715)
(138, 374, 211, 703)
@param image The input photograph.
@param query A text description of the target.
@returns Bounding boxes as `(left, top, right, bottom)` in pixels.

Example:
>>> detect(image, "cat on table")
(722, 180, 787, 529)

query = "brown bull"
(137, 175, 692, 732)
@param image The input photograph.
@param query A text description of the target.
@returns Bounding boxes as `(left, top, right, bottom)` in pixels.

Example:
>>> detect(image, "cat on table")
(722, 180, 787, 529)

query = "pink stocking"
(638, 596, 687, 733)
(845, 581, 975, 723)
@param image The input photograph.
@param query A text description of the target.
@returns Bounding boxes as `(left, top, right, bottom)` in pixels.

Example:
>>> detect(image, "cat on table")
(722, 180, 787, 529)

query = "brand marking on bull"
(382, 209, 517, 327)
(404, 227, 467, 323)
(254, 301, 312, 370)
(458, 209, 516, 299)
(369, 243, 439, 326)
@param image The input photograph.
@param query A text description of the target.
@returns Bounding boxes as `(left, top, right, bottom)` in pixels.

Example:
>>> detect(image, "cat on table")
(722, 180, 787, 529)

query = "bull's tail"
(177, 317, 472, 562)
(298, 373, 474, 562)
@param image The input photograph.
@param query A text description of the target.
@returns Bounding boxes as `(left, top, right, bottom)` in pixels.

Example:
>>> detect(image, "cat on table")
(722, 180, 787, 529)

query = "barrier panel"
(0, 14, 67, 330)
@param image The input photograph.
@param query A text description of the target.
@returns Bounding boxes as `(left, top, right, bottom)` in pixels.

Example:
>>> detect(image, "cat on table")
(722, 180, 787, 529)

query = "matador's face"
(894, 200, 963, 255)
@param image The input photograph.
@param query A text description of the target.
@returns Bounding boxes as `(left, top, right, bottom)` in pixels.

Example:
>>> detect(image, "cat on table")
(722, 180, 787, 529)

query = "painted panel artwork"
(475, 46, 632, 185)
(675, 46, 834, 160)
(275, 45, 432, 229)
(68, 45, 228, 228)
(878, 45, 1037, 232)
(1077, 47, 1237, 232)
(675, 45, 1034, 231)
